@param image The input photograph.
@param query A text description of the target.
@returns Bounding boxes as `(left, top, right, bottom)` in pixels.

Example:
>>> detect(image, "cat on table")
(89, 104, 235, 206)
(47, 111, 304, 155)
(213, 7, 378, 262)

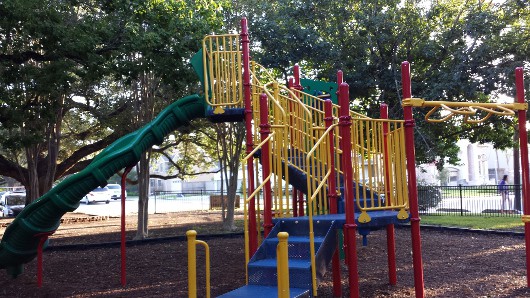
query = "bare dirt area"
(0, 211, 529, 297)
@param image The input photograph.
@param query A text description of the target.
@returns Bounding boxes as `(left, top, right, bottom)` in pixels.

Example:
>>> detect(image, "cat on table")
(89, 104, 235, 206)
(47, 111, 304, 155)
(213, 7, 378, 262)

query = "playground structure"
(0, 17, 529, 298)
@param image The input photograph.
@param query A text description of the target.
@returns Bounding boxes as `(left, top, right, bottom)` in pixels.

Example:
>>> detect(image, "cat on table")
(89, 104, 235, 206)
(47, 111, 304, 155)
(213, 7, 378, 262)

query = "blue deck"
(275, 210, 410, 228)
(218, 285, 310, 298)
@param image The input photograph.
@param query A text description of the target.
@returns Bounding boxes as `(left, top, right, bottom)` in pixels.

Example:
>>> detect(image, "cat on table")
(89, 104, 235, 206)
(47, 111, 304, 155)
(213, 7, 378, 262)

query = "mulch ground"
(0, 211, 530, 297)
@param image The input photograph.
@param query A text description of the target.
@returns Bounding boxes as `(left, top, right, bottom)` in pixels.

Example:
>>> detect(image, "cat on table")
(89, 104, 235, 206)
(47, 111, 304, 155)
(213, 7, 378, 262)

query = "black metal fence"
(151, 190, 244, 213)
(418, 184, 523, 217)
(151, 186, 524, 217)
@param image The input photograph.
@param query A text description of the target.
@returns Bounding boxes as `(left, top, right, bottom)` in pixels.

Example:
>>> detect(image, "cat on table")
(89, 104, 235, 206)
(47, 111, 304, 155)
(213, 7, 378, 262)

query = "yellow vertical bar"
(277, 232, 290, 298)
(187, 230, 197, 298)
(221, 36, 227, 104)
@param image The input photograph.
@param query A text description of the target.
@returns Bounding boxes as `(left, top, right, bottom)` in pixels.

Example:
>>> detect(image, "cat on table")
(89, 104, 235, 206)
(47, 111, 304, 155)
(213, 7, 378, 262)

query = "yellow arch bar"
(402, 98, 528, 124)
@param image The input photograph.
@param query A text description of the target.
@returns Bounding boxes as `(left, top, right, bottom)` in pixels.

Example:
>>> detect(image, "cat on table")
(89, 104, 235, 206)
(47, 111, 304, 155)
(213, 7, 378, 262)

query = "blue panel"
(218, 285, 310, 298)
(206, 108, 245, 123)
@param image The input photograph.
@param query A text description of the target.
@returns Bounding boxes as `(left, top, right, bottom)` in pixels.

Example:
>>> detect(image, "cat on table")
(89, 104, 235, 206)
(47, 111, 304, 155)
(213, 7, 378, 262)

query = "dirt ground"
(0, 211, 530, 297)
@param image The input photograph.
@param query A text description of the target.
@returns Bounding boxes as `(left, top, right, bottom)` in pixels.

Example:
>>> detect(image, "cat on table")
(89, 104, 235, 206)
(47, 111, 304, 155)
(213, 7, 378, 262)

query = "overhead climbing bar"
(402, 98, 527, 124)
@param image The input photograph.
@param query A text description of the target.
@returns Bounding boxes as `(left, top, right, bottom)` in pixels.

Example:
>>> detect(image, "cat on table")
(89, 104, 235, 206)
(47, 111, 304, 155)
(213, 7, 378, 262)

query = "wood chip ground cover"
(0, 211, 529, 297)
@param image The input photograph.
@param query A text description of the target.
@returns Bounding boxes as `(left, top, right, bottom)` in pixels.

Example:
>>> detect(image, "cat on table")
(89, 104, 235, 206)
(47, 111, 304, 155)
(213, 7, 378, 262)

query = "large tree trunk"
(216, 122, 245, 231)
(135, 150, 151, 239)
(222, 169, 239, 231)
(25, 146, 40, 204)
(133, 69, 157, 239)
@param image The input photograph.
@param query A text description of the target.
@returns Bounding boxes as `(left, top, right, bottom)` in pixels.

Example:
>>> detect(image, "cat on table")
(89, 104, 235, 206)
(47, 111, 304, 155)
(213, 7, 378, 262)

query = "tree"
(213, 122, 246, 231)
(0, 0, 226, 206)
(231, 0, 529, 169)
(105, 1, 226, 239)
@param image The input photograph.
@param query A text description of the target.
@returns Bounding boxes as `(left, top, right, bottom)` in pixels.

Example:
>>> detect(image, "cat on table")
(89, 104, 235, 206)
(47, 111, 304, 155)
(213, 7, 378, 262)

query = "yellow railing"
(242, 132, 275, 278)
(349, 117, 409, 223)
(203, 32, 411, 295)
(202, 34, 244, 113)
(305, 123, 338, 296)
(186, 230, 210, 298)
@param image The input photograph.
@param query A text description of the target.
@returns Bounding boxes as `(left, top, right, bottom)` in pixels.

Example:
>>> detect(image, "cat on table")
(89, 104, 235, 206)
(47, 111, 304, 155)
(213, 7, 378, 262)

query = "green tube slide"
(0, 94, 206, 277)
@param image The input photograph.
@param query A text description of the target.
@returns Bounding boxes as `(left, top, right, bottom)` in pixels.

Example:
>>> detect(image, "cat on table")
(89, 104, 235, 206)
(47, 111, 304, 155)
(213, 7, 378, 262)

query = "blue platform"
(218, 211, 408, 297)
(219, 285, 310, 298)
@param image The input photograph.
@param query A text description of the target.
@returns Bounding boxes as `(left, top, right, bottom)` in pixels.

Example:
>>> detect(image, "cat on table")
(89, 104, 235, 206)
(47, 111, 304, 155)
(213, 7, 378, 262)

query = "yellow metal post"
(187, 230, 198, 298)
(277, 232, 290, 298)
(187, 230, 211, 298)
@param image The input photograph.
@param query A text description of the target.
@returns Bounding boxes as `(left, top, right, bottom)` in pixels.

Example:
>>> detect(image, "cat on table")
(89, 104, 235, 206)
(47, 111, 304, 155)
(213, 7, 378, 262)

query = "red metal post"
(339, 82, 359, 298)
(241, 18, 258, 255)
(292, 189, 298, 217)
(325, 99, 342, 297)
(120, 166, 132, 287)
(401, 61, 425, 298)
(325, 100, 338, 214)
(298, 192, 305, 216)
(35, 231, 54, 287)
(293, 64, 305, 216)
(294, 64, 301, 90)
(336, 71, 344, 153)
(259, 93, 274, 237)
(381, 103, 397, 285)
(515, 67, 530, 287)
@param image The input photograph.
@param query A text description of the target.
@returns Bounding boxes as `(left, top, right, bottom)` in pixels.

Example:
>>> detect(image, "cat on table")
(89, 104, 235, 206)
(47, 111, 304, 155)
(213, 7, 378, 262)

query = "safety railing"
(202, 34, 244, 113)
(241, 131, 274, 277)
(349, 117, 409, 222)
(204, 32, 412, 294)
(305, 123, 338, 295)
(252, 68, 410, 222)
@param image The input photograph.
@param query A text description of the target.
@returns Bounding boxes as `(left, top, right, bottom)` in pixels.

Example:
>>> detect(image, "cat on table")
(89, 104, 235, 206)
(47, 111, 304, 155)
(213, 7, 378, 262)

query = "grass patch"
(421, 215, 524, 231)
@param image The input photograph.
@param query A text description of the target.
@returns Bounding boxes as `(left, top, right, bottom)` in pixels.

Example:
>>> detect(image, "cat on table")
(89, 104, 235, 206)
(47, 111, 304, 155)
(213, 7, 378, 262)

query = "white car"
(0, 191, 26, 217)
(82, 187, 111, 204)
(107, 184, 127, 200)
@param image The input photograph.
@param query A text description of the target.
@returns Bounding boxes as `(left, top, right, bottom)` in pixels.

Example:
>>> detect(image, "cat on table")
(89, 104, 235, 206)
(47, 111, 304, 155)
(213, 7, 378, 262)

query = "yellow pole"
(196, 240, 211, 298)
(277, 232, 290, 298)
(187, 230, 198, 298)
(187, 230, 211, 298)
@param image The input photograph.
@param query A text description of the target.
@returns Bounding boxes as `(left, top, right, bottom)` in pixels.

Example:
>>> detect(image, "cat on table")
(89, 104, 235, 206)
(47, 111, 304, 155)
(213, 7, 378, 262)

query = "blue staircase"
(218, 218, 339, 297)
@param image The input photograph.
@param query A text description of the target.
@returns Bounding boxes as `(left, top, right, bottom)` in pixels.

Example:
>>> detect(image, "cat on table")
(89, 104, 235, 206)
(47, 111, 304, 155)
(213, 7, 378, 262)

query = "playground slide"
(0, 94, 206, 277)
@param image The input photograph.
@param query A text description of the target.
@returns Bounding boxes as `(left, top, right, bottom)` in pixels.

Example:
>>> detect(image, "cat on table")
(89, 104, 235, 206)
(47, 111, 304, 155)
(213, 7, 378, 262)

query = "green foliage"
(0, 0, 226, 198)
(231, 0, 530, 169)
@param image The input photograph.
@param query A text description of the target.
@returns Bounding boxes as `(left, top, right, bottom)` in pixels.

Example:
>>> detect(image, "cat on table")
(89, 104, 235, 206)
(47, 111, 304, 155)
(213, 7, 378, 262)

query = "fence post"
(458, 184, 463, 216)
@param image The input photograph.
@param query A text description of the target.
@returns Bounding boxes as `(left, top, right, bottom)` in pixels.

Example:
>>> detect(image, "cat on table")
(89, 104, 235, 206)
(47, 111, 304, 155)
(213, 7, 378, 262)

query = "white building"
(149, 154, 243, 193)
(417, 139, 514, 186)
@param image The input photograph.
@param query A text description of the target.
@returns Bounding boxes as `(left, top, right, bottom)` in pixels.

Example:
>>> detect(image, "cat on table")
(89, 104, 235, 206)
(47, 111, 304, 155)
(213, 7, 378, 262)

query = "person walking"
(498, 175, 510, 213)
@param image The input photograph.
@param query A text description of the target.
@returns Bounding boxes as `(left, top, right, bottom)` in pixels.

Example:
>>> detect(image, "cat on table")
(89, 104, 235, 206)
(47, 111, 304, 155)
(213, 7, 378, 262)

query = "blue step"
(219, 217, 342, 296)
(272, 219, 334, 236)
(248, 259, 312, 289)
(218, 285, 310, 298)
(260, 236, 325, 260)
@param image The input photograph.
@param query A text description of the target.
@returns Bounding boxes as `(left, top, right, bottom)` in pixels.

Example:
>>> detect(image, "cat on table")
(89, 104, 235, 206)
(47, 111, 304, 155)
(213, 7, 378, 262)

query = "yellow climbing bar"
(402, 98, 528, 124)
(202, 34, 244, 113)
